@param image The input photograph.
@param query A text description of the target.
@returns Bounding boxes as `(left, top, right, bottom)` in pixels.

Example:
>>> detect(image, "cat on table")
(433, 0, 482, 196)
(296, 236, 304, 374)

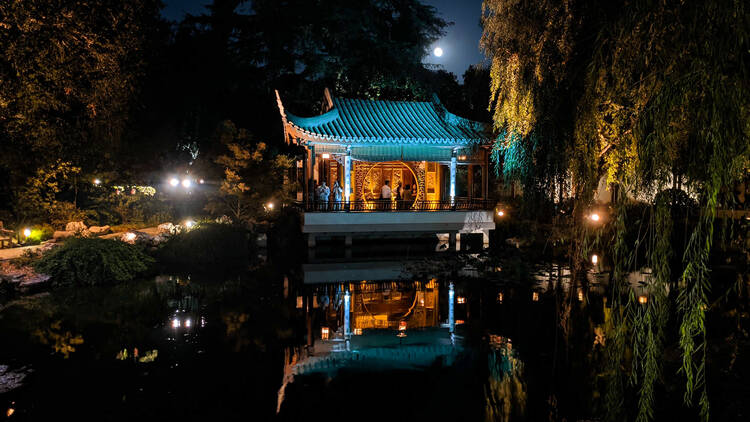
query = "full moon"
(433, 47, 443, 57)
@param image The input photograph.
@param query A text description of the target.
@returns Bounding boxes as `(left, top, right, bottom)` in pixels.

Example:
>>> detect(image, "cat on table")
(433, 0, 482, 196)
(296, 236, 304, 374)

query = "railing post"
(344, 147, 351, 207)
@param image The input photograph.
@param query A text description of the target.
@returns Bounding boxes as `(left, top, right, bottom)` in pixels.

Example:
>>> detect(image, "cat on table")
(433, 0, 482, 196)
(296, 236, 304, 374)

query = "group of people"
(312, 179, 414, 210)
(314, 180, 343, 210)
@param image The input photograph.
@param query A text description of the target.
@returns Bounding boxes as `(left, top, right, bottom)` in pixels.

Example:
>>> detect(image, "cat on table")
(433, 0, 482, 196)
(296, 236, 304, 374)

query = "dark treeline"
(0, 0, 490, 225)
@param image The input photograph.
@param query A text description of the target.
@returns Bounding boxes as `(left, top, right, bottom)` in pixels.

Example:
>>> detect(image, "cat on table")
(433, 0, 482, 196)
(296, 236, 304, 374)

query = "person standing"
(332, 180, 343, 210)
(316, 181, 330, 210)
(380, 180, 392, 210)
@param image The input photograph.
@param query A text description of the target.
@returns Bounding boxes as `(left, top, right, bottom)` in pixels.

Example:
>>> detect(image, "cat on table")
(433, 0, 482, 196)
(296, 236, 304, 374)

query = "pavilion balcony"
(299, 199, 496, 212)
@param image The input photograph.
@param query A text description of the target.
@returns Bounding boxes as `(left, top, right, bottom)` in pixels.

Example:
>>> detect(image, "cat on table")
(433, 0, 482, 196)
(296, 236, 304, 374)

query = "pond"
(0, 244, 746, 421)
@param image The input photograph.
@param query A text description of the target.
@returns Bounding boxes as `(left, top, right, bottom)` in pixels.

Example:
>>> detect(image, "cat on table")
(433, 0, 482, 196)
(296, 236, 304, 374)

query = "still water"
(0, 246, 651, 421)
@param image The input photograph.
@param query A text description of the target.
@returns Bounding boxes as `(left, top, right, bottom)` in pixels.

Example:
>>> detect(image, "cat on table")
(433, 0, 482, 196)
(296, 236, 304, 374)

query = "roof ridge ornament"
(323, 88, 334, 112)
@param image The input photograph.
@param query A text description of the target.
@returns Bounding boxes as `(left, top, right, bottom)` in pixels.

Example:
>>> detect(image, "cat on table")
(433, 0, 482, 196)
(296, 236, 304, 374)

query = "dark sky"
(161, 0, 486, 82)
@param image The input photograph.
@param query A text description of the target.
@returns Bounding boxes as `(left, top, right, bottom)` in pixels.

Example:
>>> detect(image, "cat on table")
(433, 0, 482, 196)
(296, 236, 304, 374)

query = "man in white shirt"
(380, 180, 392, 199)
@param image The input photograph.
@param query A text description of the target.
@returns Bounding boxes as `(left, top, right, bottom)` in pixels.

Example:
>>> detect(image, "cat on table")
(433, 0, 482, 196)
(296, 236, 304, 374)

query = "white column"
(344, 148, 352, 203)
(448, 282, 455, 334)
(450, 150, 457, 205)
(344, 289, 351, 339)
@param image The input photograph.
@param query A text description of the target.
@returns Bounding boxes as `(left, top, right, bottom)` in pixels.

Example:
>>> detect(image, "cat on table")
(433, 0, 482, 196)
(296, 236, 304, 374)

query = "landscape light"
(181, 179, 191, 188)
(184, 220, 195, 229)
(171, 318, 180, 328)
(591, 254, 598, 264)
(93, 178, 101, 185)
(497, 292, 504, 303)
(497, 210, 505, 217)
(589, 213, 600, 222)
(199, 179, 205, 184)
(638, 295, 648, 305)
(185, 319, 192, 328)
(532, 291, 539, 302)
(266, 202, 274, 210)
(23, 228, 31, 238)
(169, 178, 179, 187)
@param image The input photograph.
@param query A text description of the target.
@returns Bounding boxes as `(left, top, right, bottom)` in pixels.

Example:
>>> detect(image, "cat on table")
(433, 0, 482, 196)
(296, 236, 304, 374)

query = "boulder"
(88, 225, 111, 235)
(53, 231, 74, 241)
(120, 231, 153, 245)
(157, 222, 176, 235)
(65, 221, 87, 233)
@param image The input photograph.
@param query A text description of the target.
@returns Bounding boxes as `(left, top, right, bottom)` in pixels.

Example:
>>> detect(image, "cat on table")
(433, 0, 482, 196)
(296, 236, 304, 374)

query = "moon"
(433, 47, 443, 57)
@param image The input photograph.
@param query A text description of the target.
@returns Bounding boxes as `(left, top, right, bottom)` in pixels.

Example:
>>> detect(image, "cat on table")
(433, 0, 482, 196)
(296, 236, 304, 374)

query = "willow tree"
(482, 0, 750, 420)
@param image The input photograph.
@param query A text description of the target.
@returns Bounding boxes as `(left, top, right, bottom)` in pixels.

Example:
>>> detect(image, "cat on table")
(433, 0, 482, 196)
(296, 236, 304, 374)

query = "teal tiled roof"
(282, 94, 489, 146)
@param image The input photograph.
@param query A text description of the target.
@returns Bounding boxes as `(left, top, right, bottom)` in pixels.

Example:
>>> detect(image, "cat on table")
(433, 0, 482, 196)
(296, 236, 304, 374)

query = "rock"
(215, 215, 232, 225)
(65, 221, 87, 233)
(53, 230, 74, 241)
(157, 222, 176, 235)
(79, 229, 92, 238)
(0, 365, 32, 394)
(88, 225, 111, 235)
(120, 231, 153, 245)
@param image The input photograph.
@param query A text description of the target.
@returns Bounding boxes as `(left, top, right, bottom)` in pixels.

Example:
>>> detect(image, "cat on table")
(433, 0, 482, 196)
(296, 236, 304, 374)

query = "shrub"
(33, 238, 153, 286)
(156, 222, 252, 272)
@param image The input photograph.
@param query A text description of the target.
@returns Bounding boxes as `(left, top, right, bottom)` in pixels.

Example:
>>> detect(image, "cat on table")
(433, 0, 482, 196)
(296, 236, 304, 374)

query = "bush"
(157, 222, 252, 272)
(33, 238, 153, 286)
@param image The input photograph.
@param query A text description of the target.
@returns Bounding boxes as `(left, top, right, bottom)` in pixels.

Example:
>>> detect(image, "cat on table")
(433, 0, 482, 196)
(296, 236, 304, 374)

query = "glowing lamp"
(455, 319, 465, 325)
(266, 202, 274, 210)
(321, 153, 330, 159)
(23, 228, 31, 238)
(169, 178, 179, 187)
(457, 296, 466, 304)
(591, 254, 598, 264)
(181, 179, 191, 188)
(577, 289, 584, 301)
(296, 296, 303, 309)
(93, 178, 101, 185)
(590, 213, 600, 222)
(171, 318, 180, 328)
(321, 326, 330, 340)
(199, 178, 205, 184)
(124, 232, 136, 242)
(497, 210, 505, 217)
(497, 292, 504, 303)
(399, 321, 407, 331)
(185, 319, 192, 328)
(184, 220, 195, 229)
(638, 295, 648, 305)
(353, 328, 363, 335)
(532, 291, 539, 302)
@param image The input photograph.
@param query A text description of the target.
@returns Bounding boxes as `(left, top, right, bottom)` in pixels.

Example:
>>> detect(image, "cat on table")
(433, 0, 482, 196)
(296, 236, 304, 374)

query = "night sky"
(161, 0, 486, 81)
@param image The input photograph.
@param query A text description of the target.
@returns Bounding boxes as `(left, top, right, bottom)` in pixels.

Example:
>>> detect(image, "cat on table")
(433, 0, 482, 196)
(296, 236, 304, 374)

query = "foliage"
(33, 238, 153, 286)
(12, 160, 81, 225)
(205, 121, 294, 225)
(156, 222, 253, 272)
(0, 0, 163, 191)
(482, 0, 750, 420)
(89, 187, 174, 226)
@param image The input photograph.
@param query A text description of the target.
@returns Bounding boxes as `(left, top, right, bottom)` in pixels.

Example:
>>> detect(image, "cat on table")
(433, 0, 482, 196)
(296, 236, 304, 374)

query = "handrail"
(299, 199, 496, 212)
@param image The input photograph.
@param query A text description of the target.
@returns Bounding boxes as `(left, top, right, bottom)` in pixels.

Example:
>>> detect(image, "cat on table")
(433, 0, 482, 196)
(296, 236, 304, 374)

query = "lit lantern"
(497, 292, 504, 303)
(399, 321, 407, 331)
(591, 254, 598, 264)
(457, 296, 466, 304)
(321, 326, 329, 340)
(296, 296, 303, 309)
(577, 289, 584, 301)
(638, 295, 648, 304)
(532, 291, 539, 302)
(23, 228, 31, 238)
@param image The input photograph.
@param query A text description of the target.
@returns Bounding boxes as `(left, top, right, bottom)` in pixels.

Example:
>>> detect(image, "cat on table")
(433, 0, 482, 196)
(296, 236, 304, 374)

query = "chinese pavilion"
(276, 89, 497, 249)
